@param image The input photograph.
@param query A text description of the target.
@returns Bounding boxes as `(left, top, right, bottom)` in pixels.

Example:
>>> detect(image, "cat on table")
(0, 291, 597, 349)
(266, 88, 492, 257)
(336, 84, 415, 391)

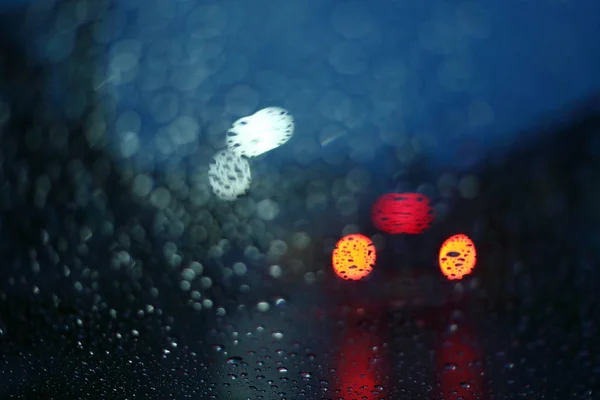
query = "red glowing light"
(332, 234, 376, 280)
(371, 193, 434, 234)
(438, 234, 477, 280)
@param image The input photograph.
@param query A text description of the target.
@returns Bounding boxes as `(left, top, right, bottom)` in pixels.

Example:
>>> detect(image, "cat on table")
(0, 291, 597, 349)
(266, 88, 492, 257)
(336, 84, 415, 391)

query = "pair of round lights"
(208, 107, 294, 201)
(332, 192, 476, 281)
(332, 233, 477, 281)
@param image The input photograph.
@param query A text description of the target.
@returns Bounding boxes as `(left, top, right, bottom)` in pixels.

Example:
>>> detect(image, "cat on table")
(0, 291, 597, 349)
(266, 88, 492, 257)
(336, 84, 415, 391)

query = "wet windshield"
(0, 0, 599, 398)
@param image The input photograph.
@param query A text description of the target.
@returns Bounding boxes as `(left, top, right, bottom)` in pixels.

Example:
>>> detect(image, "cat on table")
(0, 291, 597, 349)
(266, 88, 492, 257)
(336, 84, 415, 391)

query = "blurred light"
(371, 193, 434, 234)
(438, 234, 477, 280)
(208, 149, 252, 201)
(332, 234, 376, 280)
(226, 107, 294, 158)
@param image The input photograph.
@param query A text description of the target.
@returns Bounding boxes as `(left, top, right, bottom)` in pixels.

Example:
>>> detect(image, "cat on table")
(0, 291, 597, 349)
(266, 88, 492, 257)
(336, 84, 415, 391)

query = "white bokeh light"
(208, 149, 252, 201)
(226, 107, 294, 158)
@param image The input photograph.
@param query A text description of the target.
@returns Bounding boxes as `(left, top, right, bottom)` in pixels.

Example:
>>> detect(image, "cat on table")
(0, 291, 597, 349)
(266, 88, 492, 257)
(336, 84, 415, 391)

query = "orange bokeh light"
(332, 234, 376, 280)
(438, 234, 477, 280)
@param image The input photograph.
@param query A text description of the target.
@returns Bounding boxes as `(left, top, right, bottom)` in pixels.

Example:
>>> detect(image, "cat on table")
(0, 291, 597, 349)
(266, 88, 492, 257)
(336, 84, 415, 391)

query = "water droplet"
(212, 344, 225, 352)
(274, 297, 287, 307)
(272, 331, 284, 340)
(226, 356, 243, 365)
(257, 301, 270, 312)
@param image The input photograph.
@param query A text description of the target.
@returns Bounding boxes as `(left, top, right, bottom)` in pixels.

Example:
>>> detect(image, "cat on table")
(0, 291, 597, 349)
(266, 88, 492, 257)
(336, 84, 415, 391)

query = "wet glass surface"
(0, 0, 599, 398)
